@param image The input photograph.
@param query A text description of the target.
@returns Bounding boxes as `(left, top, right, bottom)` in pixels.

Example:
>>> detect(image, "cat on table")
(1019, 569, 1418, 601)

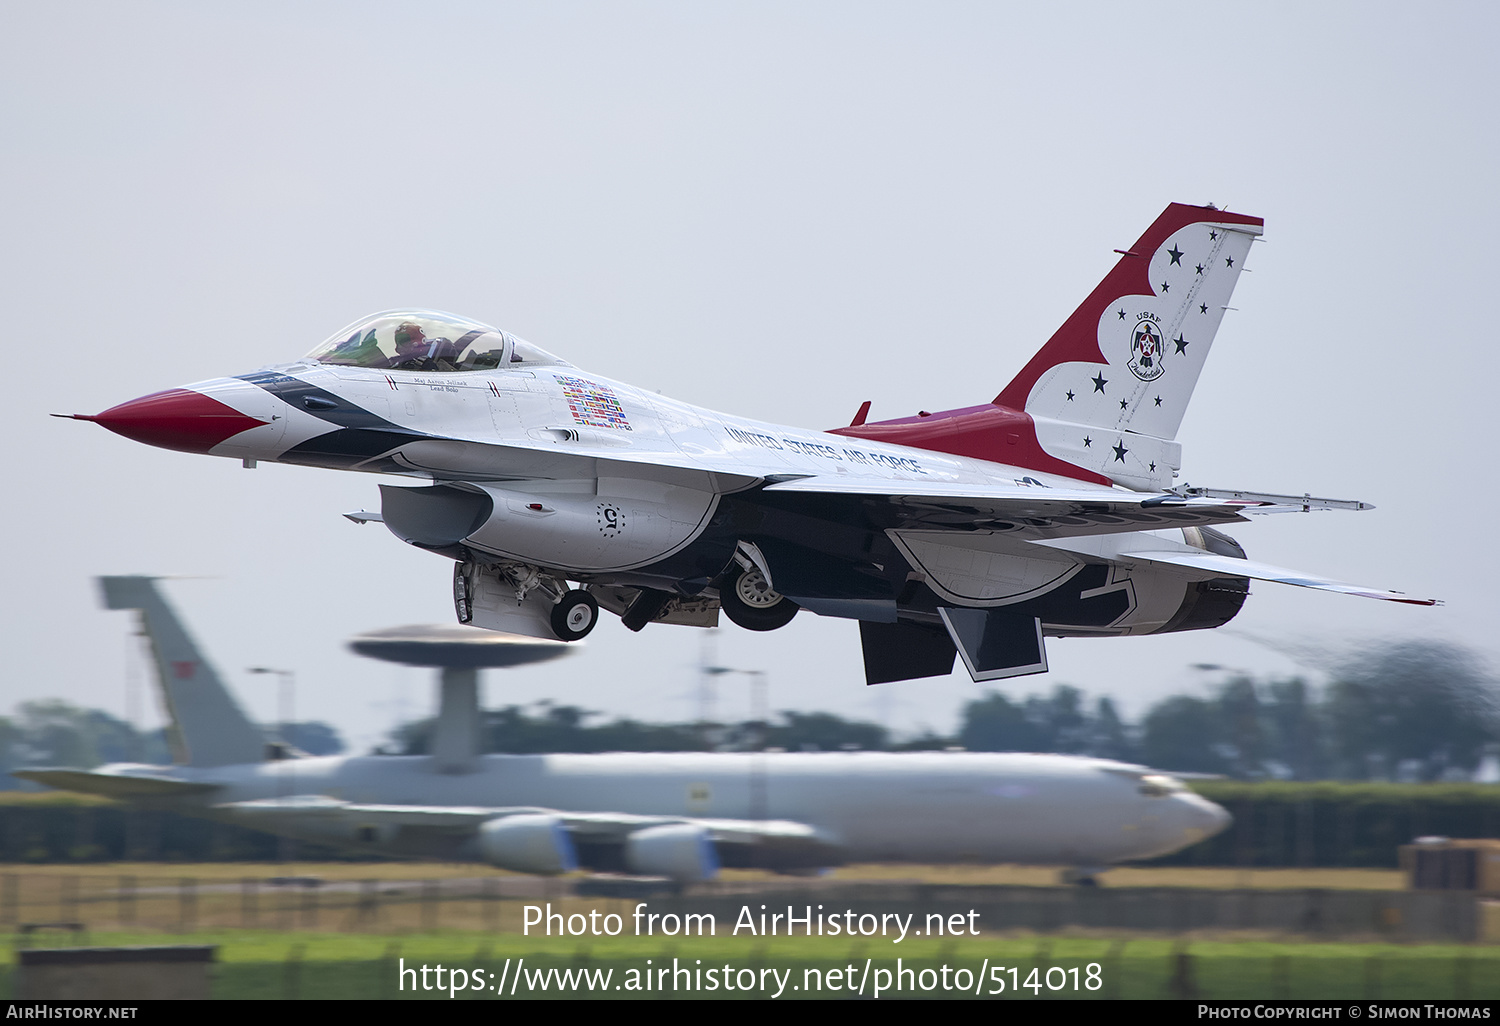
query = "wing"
(1170, 485, 1376, 514)
(762, 474, 1269, 537)
(561, 810, 835, 860)
(216, 798, 841, 876)
(385, 435, 762, 492)
(766, 475, 1435, 602)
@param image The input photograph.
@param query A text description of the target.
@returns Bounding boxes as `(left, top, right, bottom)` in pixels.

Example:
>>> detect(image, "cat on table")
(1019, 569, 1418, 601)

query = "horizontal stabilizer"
(223, 795, 530, 830)
(1036, 539, 1438, 606)
(13, 768, 219, 799)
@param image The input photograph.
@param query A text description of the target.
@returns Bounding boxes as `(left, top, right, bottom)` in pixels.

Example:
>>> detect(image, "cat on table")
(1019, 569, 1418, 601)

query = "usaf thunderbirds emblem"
(1128, 317, 1166, 381)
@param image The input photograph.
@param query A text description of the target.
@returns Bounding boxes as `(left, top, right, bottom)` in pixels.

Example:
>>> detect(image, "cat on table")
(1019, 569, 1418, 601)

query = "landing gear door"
(453, 562, 555, 641)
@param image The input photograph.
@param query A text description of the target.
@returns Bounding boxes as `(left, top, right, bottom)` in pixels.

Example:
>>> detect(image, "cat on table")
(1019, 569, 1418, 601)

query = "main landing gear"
(720, 565, 799, 632)
(1061, 867, 1103, 887)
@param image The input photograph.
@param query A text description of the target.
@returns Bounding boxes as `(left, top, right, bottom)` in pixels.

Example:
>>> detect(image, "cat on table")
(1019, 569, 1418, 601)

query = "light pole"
(124, 626, 147, 762)
(247, 666, 295, 755)
(704, 665, 769, 820)
(248, 666, 297, 862)
(697, 628, 719, 728)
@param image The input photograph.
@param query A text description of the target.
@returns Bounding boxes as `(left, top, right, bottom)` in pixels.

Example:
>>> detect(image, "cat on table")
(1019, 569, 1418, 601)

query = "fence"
(0, 873, 1491, 942)
(212, 944, 1500, 1000)
(0, 872, 578, 934)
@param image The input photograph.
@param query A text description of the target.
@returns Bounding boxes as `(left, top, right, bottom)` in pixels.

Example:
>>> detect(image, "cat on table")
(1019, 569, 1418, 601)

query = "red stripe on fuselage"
(830, 404, 1110, 485)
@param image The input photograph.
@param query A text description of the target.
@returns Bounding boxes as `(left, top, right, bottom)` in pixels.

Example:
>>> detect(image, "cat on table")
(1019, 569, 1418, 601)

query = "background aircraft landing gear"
(720, 566, 799, 632)
(550, 589, 599, 642)
(1061, 866, 1103, 887)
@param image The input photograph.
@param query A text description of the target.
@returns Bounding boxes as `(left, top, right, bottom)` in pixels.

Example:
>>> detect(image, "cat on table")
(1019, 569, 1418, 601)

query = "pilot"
(387, 322, 434, 369)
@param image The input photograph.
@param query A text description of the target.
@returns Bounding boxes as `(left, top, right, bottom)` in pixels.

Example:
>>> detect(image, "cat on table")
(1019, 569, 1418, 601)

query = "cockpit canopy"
(306, 311, 568, 373)
(1136, 773, 1189, 798)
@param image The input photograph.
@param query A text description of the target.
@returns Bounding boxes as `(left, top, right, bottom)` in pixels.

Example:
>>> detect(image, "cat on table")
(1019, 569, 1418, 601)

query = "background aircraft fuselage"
(78, 750, 1228, 867)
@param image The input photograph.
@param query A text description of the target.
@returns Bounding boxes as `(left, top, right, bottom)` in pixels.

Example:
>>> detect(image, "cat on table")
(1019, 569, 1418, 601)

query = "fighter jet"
(65, 204, 1434, 685)
(16, 577, 1229, 884)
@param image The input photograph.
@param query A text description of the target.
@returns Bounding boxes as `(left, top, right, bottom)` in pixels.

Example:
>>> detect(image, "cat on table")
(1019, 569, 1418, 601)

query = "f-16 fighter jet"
(67, 204, 1434, 684)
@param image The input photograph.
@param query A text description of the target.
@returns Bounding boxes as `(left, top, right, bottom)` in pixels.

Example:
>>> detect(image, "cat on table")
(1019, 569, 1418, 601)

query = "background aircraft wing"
(218, 798, 840, 871)
(558, 809, 831, 846)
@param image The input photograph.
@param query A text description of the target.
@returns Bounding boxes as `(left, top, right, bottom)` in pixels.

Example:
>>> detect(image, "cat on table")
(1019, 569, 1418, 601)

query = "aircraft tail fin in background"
(994, 203, 1264, 488)
(98, 577, 266, 767)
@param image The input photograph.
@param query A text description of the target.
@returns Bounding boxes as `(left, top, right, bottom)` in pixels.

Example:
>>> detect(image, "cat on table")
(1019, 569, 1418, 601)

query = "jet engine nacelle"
(1033, 526, 1251, 639)
(379, 479, 718, 574)
(477, 814, 579, 875)
(624, 824, 720, 882)
(1148, 526, 1251, 635)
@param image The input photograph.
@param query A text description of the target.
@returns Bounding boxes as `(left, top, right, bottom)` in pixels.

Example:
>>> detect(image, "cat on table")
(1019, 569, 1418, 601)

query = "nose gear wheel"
(550, 589, 599, 641)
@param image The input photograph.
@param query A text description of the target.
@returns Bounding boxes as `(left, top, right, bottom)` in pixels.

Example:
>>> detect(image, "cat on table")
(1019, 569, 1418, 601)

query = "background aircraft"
(67, 204, 1434, 686)
(17, 577, 1230, 883)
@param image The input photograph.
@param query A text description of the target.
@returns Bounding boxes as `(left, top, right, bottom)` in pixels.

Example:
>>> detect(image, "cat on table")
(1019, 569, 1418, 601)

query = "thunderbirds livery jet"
(68, 204, 1434, 685)
(17, 578, 1230, 883)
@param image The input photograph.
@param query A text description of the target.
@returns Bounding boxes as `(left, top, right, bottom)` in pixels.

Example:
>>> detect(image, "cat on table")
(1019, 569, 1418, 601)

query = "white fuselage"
(218, 360, 1025, 488)
(182, 360, 1215, 632)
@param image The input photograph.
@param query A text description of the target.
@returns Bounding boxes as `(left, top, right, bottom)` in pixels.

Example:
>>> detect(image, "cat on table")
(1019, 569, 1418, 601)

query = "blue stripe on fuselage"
(237, 370, 428, 469)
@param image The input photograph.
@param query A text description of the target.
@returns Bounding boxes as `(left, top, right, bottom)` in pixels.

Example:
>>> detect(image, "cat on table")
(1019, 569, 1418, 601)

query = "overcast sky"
(3, 2, 1495, 754)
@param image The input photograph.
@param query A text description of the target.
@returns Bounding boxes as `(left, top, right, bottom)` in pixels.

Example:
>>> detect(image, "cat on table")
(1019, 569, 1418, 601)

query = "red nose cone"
(90, 389, 268, 454)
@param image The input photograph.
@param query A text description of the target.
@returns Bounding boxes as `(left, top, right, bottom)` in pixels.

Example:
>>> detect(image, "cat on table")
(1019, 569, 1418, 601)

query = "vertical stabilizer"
(832, 204, 1265, 491)
(98, 577, 266, 767)
(995, 203, 1264, 488)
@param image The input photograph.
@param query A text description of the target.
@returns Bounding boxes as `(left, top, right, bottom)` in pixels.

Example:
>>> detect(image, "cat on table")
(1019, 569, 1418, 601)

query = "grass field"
(4, 930, 1496, 1000)
(828, 863, 1407, 890)
(0, 858, 1410, 936)
(0, 861, 1413, 937)
(0, 862, 1493, 999)
(0, 860, 1409, 886)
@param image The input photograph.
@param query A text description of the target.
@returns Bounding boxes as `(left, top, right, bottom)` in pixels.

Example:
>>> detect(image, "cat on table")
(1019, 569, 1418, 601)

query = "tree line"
(394, 640, 1499, 782)
(0, 701, 343, 788)
(4, 639, 1495, 785)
